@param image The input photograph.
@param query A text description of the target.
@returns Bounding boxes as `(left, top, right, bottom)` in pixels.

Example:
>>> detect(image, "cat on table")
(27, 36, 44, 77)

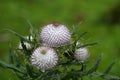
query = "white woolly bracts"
(74, 47, 89, 62)
(40, 22, 71, 47)
(31, 46, 58, 72)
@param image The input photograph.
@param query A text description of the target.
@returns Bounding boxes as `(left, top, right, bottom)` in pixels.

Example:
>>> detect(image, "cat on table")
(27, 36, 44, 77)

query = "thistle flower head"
(31, 46, 58, 72)
(74, 47, 89, 62)
(40, 22, 71, 47)
(18, 36, 33, 50)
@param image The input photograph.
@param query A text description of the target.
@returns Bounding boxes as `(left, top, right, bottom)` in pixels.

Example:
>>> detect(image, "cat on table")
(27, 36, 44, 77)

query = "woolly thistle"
(31, 46, 58, 72)
(0, 22, 119, 80)
(40, 22, 71, 47)
(74, 47, 89, 61)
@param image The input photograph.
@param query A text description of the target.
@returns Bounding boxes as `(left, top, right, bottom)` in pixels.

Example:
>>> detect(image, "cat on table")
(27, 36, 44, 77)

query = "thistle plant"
(0, 21, 120, 80)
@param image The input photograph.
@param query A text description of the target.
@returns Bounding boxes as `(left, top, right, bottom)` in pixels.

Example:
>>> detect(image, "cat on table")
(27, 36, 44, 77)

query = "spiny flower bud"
(40, 22, 71, 47)
(31, 46, 58, 72)
(74, 48, 89, 62)
(18, 36, 33, 50)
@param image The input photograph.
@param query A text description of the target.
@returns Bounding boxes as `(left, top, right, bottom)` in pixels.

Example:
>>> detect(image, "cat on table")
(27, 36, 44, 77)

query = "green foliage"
(0, 0, 120, 80)
(0, 23, 120, 80)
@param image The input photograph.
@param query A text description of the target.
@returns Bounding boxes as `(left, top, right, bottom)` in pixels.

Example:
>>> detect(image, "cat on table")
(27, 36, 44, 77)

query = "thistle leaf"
(103, 74, 120, 80)
(59, 61, 82, 66)
(5, 29, 35, 44)
(92, 72, 120, 80)
(8, 44, 14, 64)
(26, 63, 33, 77)
(71, 32, 87, 51)
(71, 22, 82, 35)
(0, 61, 26, 74)
(14, 50, 21, 67)
(105, 61, 115, 74)
(87, 55, 102, 74)
(27, 20, 39, 41)
(15, 72, 26, 80)
(77, 42, 98, 48)
(80, 63, 87, 72)
(101, 61, 116, 78)
(27, 20, 36, 35)
(74, 32, 87, 43)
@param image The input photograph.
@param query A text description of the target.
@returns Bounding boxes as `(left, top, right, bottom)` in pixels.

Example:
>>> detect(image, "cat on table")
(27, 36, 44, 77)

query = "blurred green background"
(0, 0, 120, 79)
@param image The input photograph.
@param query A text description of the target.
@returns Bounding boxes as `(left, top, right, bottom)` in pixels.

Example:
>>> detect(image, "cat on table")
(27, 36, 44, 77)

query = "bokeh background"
(0, 0, 120, 79)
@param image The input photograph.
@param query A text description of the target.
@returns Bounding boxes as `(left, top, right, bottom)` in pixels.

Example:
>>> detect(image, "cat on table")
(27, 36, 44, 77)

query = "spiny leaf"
(14, 50, 21, 67)
(8, 44, 14, 64)
(80, 63, 87, 72)
(59, 61, 82, 66)
(5, 29, 35, 44)
(87, 55, 102, 74)
(26, 63, 34, 78)
(71, 22, 82, 35)
(0, 61, 26, 74)
(101, 61, 116, 78)
(15, 72, 25, 80)
(27, 20, 35, 35)
(92, 72, 120, 80)
(103, 74, 120, 80)
(61, 69, 86, 79)
(77, 42, 98, 48)
(27, 20, 39, 40)
(43, 70, 60, 79)
(70, 32, 87, 52)
(104, 61, 115, 74)
(27, 20, 34, 30)
(74, 32, 87, 43)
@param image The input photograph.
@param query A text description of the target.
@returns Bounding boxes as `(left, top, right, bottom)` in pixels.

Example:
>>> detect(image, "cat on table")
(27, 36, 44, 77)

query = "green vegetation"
(0, 0, 120, 79)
